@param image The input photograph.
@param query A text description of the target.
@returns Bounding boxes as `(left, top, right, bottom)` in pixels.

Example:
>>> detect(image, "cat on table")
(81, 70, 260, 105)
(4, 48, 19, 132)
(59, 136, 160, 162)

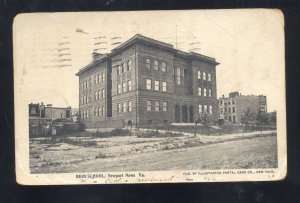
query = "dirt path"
(62, 135, 277, 173)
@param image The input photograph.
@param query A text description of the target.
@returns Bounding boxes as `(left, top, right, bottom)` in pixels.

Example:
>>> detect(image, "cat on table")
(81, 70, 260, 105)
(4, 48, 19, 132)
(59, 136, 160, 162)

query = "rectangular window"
(146, 79, 151, 90)
(128, 101, 132, 112)
(117, 83, 121, 94)
(209, 106, 212, 114)
(232, 99, 235, 104)
(123, 102, 127, 113)
(117, 103, 121, 114)
(198, 71, 201, 79)
(198, 104, 202, 114)
(94, 91, 98, 100)
(162, 101, 167, 111)
(94, 75, 97, 84)
(154, 61, 159, 71)
(161, 63, 166, 72)
(155, 101, 160, 112)
(127, 80, 132, 91)
(204, 105, 207, 113)
(198, 87, 202, 96)
(177, 68, 181, 85)
(183, 69, 187, 78)
(117, 66, 121, 75)
(98, 90, 101, 99)
(97, 74, 100, 84)
(102, 89, 105, 99)
(229, 107, 231, 113)
(122, 82, 126, 93)
(220, 108, 223, 114)
(97, 107, 101, 116)
(209, 89, 212, 97)
(154, 80, 160, 91)
(232, 107, 235, 113)
(220, 100, 223, 105)
(162, 81, 167, 92)
(86, 109, 89, 118)
(101, 106, 104, 116)
(204, 88, 207, 97)
(102, 73, 105, 82)
(147, 100, 152, 112)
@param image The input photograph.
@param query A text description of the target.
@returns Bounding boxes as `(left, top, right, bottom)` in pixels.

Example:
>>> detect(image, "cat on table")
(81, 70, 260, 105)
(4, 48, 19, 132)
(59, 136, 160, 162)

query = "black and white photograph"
(14, 9, 286, 184)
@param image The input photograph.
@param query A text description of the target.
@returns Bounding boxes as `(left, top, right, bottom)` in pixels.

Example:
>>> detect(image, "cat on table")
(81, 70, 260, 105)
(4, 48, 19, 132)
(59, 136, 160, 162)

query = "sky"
(14, 9, 285, 112)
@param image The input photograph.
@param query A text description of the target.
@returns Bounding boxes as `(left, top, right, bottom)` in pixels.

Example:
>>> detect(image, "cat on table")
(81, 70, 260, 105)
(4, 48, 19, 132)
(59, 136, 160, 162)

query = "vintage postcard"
(14, 9, 286, 185)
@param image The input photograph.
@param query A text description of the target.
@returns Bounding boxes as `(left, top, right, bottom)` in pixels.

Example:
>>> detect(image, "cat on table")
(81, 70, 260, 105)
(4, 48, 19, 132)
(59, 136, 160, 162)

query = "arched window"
(146, 59, 151, 69)
(128, 59, 132, 71)
(122, 62, 127, 73)
(153, 61, 159, 71)
(208, 73, 211, 81)
(203, 72, 207, 80)
(161, 62, 166, 72)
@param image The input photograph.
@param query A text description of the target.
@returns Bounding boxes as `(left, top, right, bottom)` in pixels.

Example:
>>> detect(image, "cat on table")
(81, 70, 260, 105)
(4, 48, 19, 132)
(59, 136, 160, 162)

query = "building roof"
(76, 34, 219, 76)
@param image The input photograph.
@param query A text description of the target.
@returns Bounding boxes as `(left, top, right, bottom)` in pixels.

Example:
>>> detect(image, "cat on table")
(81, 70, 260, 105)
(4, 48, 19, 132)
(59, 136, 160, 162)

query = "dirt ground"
(30, 131, 277, 173)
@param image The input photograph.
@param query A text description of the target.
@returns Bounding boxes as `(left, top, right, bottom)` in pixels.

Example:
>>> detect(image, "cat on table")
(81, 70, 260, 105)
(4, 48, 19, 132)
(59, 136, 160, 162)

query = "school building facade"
(76, 34, 219, 128)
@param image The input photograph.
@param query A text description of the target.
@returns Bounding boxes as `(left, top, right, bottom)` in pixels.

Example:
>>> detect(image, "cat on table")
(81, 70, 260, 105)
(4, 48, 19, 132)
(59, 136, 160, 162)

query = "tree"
(240, 107, 257, 130)
(196, 112, 212, 135)
(256, 112, 269, 132)
(256, 112, 269, 125)
(268, 111, 277, 126)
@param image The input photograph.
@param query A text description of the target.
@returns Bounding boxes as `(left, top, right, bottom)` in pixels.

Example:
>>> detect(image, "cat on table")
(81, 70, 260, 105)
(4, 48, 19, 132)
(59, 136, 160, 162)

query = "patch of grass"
(38, 136, 97, 147)
(92, 128, 131, 137)
(95, 153, 114, 159)
(136, 130, 184, 138)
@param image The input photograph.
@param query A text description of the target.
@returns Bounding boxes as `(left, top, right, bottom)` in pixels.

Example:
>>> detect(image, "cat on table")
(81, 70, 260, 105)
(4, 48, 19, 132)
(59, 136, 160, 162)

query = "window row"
(146, 79, 167, 91)
(80, 79, 91, 90)
(117, 80, 132, 94)
(220, 107, 235, 114)
(80, 109, 90, 118)
(94, 89, 105, 100)
(117, 101, 132, 113)
(197, 71, 212, 81)
(94, 106, 105, 117)
(145, 59, 167, 72)
(198, 104, 213, 114)
(81, 94, 91, 104)
(146, 100, 168, 112)
(219, 99, 235, 106)
(80, 106, 105, 118)
(94, 72, 105, 84)
(176, 68, 188, 85)
(117, 59, 132, 75)
(198, 88, 212, 97)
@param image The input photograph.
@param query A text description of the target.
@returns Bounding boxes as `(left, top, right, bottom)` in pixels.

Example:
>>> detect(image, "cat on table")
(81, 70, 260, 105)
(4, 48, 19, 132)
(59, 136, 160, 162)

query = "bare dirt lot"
(30, 131, 277, 173)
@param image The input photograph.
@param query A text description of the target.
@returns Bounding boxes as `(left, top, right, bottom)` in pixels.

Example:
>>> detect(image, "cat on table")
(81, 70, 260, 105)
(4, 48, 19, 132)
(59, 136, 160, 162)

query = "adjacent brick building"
(29, 102, 72, 120)
(76, 34, 219, 128)
(218, 92, 267, 124)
